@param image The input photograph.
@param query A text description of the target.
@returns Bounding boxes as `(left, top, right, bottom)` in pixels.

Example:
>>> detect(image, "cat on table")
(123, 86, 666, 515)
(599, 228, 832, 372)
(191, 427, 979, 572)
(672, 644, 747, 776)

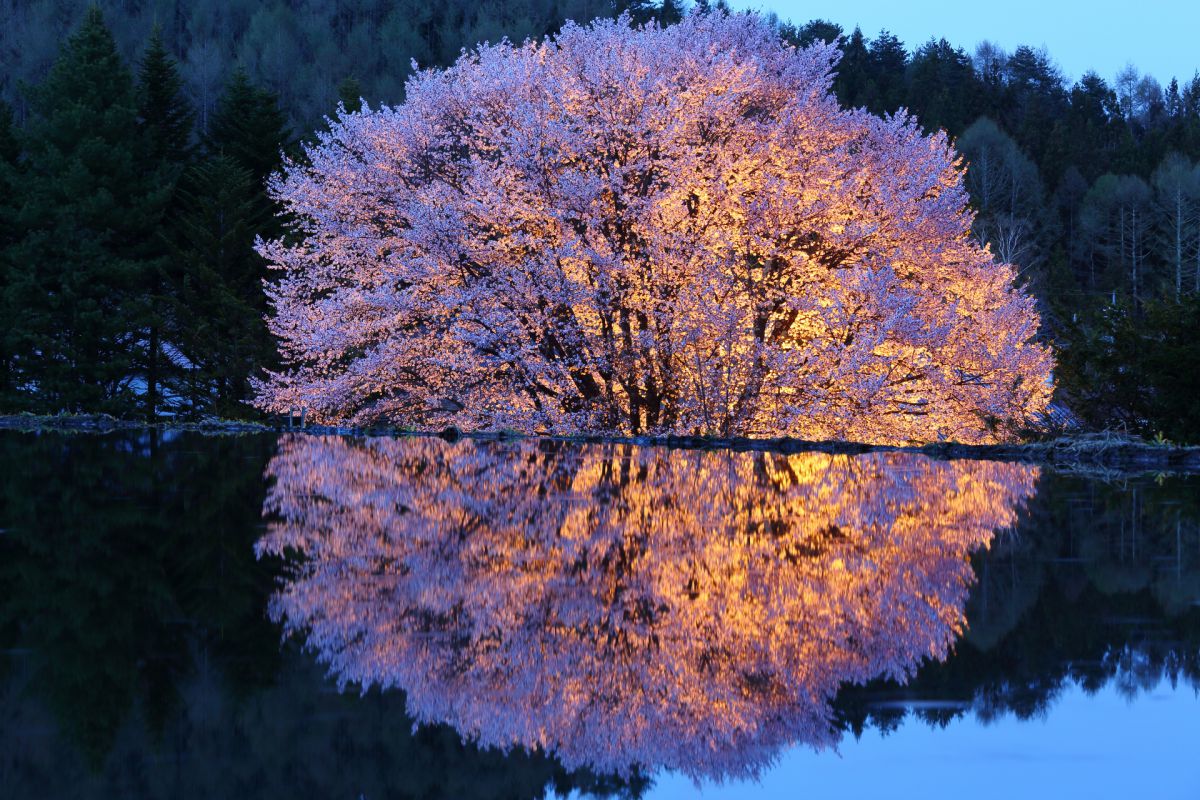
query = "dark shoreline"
(3, 413, 1199, 474)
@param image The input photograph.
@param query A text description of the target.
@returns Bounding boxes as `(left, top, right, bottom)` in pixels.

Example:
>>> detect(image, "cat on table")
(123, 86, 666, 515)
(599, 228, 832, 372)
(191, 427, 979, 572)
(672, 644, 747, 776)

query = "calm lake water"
(1, 430, 1198, 798)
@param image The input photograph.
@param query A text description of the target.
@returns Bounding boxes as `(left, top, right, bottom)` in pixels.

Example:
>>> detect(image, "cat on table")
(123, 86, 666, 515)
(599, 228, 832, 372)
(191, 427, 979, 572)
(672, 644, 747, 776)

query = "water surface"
(1, 431, 1197, 797)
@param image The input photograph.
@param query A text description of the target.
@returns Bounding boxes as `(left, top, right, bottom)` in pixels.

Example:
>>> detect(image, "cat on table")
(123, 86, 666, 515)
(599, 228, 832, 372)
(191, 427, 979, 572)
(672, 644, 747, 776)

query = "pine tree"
(833, 28, 871, 109)
(166, 156, 271, 415)
(907, 39, 980, 135)
(171, 68, 293, 416)
(137, 28, 194, 165)
(336, 76, 364, 115)
(205, 68, 291, 186)
(0, 100, 16, 166)
(790, 19, 842, 47)
(656, 0, 685, 24)
(6, 8, 171, 414)
(136, 27, 195, 418)
(866, 31, 908, 114)
(0, 99, 21, 403)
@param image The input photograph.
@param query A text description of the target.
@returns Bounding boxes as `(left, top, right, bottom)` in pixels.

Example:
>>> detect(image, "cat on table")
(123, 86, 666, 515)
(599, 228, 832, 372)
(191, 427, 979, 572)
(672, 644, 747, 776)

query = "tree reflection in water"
(259, 435, 1039, 780)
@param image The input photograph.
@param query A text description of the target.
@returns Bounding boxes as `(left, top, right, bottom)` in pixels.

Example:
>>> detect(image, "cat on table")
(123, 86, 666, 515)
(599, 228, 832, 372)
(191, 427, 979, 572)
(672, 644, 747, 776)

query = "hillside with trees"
(1, 0, 1198, 439)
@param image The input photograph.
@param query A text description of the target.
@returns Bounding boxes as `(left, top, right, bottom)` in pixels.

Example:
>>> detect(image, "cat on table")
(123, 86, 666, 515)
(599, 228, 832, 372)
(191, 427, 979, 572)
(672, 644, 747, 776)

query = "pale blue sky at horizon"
(730, 0, 1200, 87)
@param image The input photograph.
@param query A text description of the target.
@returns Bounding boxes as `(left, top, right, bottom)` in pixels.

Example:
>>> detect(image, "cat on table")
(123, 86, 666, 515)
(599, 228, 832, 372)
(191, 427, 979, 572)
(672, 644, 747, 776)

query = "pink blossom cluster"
(256, 12, 1054, 443)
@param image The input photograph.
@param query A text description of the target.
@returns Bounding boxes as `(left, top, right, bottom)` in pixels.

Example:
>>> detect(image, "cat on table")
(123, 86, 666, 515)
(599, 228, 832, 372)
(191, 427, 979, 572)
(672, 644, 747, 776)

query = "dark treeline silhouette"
(0, 7, 289, 419)
(0, 0, 621, 130)
(0, 1, 1198, 438)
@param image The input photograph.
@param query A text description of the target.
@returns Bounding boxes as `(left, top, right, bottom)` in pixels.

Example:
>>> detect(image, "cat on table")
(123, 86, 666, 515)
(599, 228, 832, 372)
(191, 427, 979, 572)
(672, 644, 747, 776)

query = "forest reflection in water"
(259, 435, 1039, 781)
(1, 430, 1199, 799)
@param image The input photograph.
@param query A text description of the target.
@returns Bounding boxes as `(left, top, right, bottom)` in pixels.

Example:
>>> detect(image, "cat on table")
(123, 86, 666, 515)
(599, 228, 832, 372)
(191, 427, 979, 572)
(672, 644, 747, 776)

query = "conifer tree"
(136, 27, 195, 417)
(866, 31, 908, 114)
(656, 0, 685, 24)
(159, 68, 294, 416)
(833, 28, 871, 108)
(787, 19, 842, 47)
(137, 29, 194, 165)
(0, 99, 16, 165)
(166, 155, 271, 415)
(6, 7, 170, 414)
(204, 68, 290, 187)
(336, 77, 364, 115)
(0, 99, 20, 403)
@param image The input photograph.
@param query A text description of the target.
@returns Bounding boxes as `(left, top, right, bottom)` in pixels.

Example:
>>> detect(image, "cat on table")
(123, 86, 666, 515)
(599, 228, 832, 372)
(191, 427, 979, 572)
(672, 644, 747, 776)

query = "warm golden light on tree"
(255, 12, 1054, 444)
(259, 435, 1040, 779)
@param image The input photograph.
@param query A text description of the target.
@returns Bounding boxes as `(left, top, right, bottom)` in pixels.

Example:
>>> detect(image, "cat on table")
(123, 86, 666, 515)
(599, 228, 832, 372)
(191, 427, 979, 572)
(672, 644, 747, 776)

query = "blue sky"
(731, 0, 1200, 87)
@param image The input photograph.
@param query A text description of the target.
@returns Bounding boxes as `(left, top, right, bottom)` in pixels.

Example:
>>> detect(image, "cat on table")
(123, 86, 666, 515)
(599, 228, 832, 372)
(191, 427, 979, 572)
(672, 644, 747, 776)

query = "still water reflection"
(0, 430, 1198, 799)
(259, 436, 1037, 780)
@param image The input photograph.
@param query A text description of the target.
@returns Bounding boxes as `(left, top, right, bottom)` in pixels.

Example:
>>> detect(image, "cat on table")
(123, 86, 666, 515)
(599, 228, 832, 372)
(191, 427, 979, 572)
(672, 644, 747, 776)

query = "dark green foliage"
(137, 27, 195, 418)
(0, 0, 620, 130)
(0, 99, 16, 165)
(166, 155, 274, 416)
(1059, 74, 1126, 181)
(864, 30, 908, 114)
(655, 0, 685, 24)
(156, 69, 294, 416)
(204, 68, 290, 187)
(0, 99, 20, 398)
(201, 68, 290, 267)
(832, 28, 871, 108)
(1002, 47, 1070, 177)
(1058, 297, 1200, 442)
(336, 76, 363, 115)
(3, 8, 169, 414)
(906, 38, 980, 134)
(781, 18, 842, 48)
(137, 28, 194, 164)
(614, 0, 665, 25)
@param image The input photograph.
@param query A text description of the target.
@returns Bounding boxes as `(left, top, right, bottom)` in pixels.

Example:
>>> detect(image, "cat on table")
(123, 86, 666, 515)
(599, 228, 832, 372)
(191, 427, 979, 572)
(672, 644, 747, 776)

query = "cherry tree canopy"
(255, 12, 1054, 443)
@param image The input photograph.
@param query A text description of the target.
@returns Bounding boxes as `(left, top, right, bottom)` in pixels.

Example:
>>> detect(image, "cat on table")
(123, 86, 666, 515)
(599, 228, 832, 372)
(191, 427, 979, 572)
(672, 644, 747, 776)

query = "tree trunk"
(147, 324, 158, 420)
(1175, 191, 1183, 302)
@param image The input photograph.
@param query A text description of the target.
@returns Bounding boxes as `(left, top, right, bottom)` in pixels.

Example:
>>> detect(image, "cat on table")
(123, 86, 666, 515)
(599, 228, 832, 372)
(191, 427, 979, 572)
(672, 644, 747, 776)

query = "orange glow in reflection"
(258, 435, 1039, 780)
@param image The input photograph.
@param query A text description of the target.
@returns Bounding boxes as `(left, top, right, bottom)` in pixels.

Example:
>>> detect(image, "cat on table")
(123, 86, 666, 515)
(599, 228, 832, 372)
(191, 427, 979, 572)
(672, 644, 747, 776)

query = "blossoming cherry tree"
(256, 12, 1054, 444)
